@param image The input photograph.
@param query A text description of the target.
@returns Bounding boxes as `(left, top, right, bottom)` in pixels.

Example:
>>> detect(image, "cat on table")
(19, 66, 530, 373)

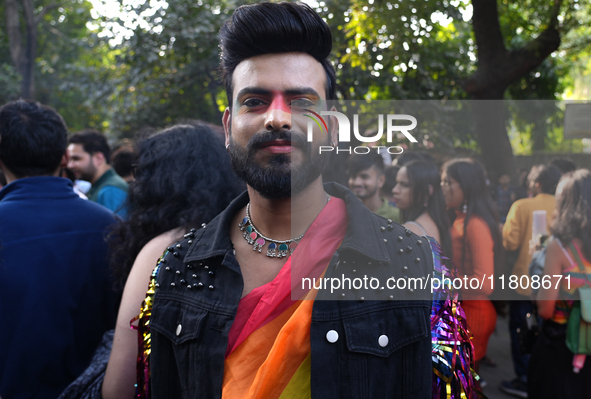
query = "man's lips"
(259, 139, 293, 154)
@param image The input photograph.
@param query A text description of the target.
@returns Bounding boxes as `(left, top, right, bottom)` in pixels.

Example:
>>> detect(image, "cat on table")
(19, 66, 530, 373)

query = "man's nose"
(264, 108, 291, 131)
(352, 176, 363, 186)
(264, 95, 291, 131)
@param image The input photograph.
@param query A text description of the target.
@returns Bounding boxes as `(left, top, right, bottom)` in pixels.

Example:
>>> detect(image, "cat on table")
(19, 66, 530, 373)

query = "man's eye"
(242, 98, 266, 107)
(290, 99, 315, 108)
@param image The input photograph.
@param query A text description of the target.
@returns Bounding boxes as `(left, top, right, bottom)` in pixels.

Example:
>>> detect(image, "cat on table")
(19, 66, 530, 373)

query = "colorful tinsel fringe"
(132, 251, 165, 399)
(429, 237, 486, 399)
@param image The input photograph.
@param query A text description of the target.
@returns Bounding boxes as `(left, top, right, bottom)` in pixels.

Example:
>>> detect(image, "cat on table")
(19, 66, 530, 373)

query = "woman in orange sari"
(441, 159, 503, 374)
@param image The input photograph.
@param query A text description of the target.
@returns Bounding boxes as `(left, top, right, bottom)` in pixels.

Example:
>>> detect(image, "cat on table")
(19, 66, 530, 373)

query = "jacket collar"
(184, 182, 390, 264)
(0, 176, 76, 202)
(184, 191, 248, 262)
(324, 182, 391, 263)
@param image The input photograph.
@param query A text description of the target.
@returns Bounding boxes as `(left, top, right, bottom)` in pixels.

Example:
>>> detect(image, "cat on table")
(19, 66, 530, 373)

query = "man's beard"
(77, 162, 97, 183)
(228, 130, 331, 200)
(353, 184, 378, 200)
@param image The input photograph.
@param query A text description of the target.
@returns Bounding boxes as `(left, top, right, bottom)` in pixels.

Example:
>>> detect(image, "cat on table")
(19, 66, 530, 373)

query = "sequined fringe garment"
(133, 252, 165, 399)
(429, 238, 486, 399)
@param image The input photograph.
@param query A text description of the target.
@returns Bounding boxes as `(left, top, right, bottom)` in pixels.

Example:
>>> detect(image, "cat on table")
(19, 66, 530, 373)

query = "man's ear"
(222, 108, 231, 148)
(92, 151, 106, 166)
(60, 152, 69, 170)
(329, 105, 339, 146)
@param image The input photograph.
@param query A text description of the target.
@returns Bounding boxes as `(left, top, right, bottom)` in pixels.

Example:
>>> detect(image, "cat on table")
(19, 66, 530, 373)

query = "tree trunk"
(21, 0, 37, 99)
(464, 0, 562, 183)
(5, 0, 23, 72)
(471, 100, 515, 184)
(4, 0, 48, 100)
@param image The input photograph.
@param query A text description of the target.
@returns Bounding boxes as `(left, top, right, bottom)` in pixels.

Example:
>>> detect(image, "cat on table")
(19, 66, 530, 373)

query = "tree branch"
(464, 0, 564, 97)
(505, 0, 563, 85)
(471, 0, 507, 66)
(35, 2, 61, 24)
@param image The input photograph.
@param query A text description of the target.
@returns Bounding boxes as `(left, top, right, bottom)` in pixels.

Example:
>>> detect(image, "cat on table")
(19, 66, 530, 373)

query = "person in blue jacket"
(0, 99, 120, 399)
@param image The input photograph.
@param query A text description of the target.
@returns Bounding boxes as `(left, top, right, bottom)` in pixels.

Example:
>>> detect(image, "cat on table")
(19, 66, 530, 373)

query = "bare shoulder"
(126, 228, 185, 285)
(543, 238, 569, 274)
(403, 221, 424, 237)
(117, 228, 185, 324)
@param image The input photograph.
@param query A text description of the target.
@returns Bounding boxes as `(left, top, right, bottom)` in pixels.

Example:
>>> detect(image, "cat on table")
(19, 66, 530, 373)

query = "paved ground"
(478, 315, 522, 399)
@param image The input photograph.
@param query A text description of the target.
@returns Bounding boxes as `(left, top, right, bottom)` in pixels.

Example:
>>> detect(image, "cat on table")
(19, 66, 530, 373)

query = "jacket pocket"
(150, 298, 208, 345)
(342, 306, 429, 357)
(336, 305, 431, 398)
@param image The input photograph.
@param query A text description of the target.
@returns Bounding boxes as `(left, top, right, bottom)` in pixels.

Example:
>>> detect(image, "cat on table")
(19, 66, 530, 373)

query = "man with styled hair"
(68, 130, 129, 217)
(347, 153, 401, 221)
(145, 3, 475, 398)
(0, 100, 119, 399)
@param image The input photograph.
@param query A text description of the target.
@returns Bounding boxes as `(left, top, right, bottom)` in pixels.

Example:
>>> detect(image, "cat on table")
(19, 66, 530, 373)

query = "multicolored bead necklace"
(239, 202, 303, 258)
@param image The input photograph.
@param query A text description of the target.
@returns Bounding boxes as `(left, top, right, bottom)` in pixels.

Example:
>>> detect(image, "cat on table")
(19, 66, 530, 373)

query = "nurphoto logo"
(304, 110, 418, 155)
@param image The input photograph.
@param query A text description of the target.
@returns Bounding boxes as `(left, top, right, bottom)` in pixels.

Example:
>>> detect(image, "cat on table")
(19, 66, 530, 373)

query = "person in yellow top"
(500, 164, 562, 398)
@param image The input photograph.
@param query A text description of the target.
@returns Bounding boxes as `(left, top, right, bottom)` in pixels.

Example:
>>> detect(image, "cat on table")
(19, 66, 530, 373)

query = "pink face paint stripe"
(304, 109, 328, 132)
(268, 91, 292, 113)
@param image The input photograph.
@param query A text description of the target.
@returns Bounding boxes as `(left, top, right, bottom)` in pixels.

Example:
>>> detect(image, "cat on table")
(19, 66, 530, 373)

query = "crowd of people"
(1, 2, 590, 399)
(343, 151, 589, 397)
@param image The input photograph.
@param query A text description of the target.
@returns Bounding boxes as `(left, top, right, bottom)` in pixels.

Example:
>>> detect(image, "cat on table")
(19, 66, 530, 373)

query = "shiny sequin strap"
(132, 251, 165, 399)
(428, 237, 486, 399)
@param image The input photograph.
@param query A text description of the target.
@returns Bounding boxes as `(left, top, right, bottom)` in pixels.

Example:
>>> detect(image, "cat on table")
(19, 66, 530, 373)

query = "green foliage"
(94, 0, 244, 136)
(0, 0, 113, 131)
(0, 2, 20, 103)
(319, 0, 474, 102)
(1, 0, 588, 151)
(0, 64, 21, 104)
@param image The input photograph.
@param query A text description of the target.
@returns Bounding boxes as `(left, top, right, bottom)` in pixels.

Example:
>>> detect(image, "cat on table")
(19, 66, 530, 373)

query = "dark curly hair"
(110, 122, 244, 286)
(552, 169, 591, 261)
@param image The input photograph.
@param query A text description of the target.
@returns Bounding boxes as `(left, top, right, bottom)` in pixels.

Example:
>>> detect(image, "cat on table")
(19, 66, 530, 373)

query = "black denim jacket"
(150, 182, 434, 398)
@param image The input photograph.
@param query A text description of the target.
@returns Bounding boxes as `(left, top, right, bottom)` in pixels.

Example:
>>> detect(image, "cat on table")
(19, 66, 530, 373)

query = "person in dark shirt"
(0, 100, 120, 399)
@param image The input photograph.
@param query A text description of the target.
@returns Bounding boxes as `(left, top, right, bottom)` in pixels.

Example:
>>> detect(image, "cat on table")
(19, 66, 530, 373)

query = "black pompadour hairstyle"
(347, 153, 385, 177)
(69, 130, 112, 164)
(0, 99, 68, 178)
(219, 2, 336, 105)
